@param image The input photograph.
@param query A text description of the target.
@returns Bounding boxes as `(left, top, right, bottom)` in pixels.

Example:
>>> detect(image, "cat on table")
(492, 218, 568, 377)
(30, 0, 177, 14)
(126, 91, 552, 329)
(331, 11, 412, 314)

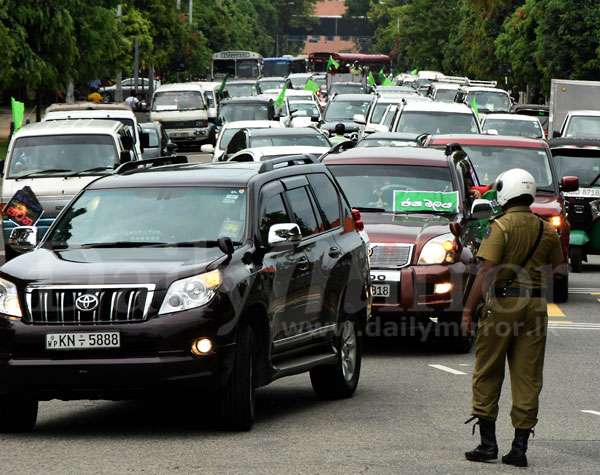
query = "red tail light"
(351, 208, 364, 231)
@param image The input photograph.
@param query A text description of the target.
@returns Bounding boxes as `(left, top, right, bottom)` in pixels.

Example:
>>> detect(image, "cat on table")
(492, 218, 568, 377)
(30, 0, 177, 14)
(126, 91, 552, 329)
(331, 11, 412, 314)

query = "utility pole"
(115, 4, 123, 103)
(188, 0, 193, 26)
(176, 0, 181, 9)
(133, 38, 140, 96)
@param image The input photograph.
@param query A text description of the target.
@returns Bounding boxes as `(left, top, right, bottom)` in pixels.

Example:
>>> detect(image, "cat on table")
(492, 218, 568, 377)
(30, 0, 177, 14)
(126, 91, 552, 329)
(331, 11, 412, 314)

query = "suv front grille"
(25, 285, 155, 324)
(370, 243, 413, 269)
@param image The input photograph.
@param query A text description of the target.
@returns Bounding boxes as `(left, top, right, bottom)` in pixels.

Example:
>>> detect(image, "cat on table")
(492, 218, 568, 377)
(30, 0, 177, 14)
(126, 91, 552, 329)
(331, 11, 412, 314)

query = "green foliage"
(345, 0, 370, 17)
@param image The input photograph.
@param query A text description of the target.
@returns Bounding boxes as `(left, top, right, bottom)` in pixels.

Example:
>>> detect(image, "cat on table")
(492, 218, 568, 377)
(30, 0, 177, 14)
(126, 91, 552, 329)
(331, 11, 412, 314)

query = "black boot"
(465, 417, 499, 462)
(502, 428, 532, 467)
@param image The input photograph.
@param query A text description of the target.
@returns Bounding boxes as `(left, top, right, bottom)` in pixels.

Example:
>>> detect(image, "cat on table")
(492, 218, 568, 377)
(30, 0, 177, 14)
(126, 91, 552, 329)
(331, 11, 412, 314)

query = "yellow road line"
(547, 303, 566, 318)
(592, 293, 600, 296)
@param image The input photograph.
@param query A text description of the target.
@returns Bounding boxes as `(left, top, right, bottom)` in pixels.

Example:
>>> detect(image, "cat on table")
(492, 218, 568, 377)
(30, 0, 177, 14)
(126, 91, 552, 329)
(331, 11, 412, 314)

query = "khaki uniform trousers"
(471, 296, 548, 429)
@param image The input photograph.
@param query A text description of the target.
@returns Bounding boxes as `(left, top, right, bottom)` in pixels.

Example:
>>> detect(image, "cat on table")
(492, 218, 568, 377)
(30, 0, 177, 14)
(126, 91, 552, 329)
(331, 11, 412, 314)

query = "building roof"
(314, 0, 346, 17)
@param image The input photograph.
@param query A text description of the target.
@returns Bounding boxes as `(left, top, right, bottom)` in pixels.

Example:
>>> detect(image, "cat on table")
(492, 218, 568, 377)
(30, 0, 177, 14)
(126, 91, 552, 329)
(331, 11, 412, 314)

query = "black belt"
(492, 287, 544, 298)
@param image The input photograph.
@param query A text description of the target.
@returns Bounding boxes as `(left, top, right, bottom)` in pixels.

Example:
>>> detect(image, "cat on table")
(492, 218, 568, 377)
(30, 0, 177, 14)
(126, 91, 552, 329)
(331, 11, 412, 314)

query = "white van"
(150, 83, 210, 145)
(43, 102, 146, 158)
(2, 119, 138, 259)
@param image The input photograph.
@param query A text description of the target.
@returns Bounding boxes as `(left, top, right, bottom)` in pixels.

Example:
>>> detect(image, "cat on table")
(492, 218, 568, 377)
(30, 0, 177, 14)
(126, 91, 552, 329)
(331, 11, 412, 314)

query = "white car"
(288, 73, 315, 90)
(392, 101, 482, 135)
(288, 100, 322, 127)
(227, 146, 330, 163)
(200, 120, 282, 161)
(481, 113, 545, 139)
(557, 110, 600, 139)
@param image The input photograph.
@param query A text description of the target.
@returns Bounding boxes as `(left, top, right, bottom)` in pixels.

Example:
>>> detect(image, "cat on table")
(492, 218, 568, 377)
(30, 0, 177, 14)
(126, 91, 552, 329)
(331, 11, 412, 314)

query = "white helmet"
(495, 169, 536, 206)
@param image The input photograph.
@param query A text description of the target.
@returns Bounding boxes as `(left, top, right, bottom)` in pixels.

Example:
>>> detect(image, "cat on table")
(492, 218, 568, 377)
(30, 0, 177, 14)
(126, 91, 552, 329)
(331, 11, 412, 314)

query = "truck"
(549, 79, 600, 137)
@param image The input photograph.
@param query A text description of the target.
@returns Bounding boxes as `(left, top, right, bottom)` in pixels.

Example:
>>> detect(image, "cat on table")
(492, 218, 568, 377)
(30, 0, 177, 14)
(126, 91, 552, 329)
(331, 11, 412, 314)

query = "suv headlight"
(0, 277, 23, 318)
(418, 233, 457, 265)
(159, 270, 222, 315)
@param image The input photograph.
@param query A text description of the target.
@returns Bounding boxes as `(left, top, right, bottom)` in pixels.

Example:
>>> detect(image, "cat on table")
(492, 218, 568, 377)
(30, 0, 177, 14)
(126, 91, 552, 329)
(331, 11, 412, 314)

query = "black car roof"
(547, 138, 600, 149)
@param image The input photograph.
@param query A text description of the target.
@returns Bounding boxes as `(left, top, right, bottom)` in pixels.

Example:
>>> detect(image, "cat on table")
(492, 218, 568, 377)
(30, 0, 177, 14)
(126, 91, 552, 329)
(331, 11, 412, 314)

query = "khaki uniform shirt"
(477, 206, 563, 289)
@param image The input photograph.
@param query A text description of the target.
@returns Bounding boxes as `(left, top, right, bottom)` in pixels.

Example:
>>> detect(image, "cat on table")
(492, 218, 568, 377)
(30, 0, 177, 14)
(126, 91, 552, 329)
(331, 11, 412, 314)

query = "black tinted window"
(259, 194, 289, 243)
(308, 174, 341, 229)
(286, 187, 319, 237)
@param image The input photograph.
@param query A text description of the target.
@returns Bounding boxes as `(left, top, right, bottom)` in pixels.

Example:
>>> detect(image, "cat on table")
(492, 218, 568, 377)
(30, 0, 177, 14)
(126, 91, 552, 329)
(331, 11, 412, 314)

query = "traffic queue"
(1, 56, 600, 440)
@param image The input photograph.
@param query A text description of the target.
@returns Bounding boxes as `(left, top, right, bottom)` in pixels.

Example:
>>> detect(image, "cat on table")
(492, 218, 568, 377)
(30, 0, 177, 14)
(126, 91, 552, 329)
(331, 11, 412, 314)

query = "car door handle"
(329, 246, 342, 258)
(297, 256, 309, 271)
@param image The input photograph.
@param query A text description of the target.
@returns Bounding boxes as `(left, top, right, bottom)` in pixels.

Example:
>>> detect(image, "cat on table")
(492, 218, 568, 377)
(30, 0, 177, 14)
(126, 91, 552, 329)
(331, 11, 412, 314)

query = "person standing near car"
(461, 169, 564, 468)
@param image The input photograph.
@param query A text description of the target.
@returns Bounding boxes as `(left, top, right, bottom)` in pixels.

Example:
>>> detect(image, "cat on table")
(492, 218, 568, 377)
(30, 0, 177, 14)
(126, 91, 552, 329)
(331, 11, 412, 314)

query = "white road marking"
(428, 364, 467, 375)
(581, 410, 600, 417)
(569, 288, 600, 294)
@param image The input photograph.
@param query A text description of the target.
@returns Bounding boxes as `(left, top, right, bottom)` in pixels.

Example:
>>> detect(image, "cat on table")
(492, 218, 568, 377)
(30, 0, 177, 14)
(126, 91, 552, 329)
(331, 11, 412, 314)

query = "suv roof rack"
(467, 79, 498, 88)
(416, 133, 430, 146)
(436, 75, 469, 85)
(259, 155, 317, 173)
(116, 155, 188, 174)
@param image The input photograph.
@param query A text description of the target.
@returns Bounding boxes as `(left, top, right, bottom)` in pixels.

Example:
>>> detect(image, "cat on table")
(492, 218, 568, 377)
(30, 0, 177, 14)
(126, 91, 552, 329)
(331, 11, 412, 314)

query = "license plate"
(46, 332, 120, 350)
(372, 284, 391, 298)
(564, 187, 600, 198)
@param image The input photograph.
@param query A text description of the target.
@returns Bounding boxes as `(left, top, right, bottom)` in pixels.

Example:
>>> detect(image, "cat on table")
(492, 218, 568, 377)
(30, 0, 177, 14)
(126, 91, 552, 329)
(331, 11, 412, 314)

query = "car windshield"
(218, 128, 242, 150)
(263, 62, 291, 77)
(290, 102, 320, 117)
(152, 91, 205, 111)
(434, 89, 458, 102)
(396, 112, 479, 134)
(564, 116, 600, 139)
(330, 84, 365, 95)
(143, 129, 160, 147)
(224, 83, 257, 97)
(370, 103, 396, 123)
(462, 145, 554, 189)
(328, 164, 455, 213)
(325, 100, 371, 121)
(290, 77, 310, 88)
(515, 109, 549, 129)
(483, 119, 543, 138)
(204, 91, 215, 108)
(466, 91, 511, 112)
(237, 60, 260, 78)
(219, 103, 269, 122)
(356, 138, 416, 148)
(8, 135, 118, 178)
(258, 80, 285, 92)
(554, 150, 600, 187)
(250, 133, 330, 148)
(46, 187, 247, 249)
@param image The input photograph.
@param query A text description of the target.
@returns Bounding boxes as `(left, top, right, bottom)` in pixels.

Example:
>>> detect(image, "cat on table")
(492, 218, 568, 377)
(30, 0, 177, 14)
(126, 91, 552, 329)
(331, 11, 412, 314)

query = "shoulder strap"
(518, 219, 544, 269)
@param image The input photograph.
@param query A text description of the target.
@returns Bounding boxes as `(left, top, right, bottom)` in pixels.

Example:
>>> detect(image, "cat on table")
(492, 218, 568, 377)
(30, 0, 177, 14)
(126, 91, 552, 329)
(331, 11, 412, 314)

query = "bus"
(212, 51, 263, 80)
(263, 56, 307, 77)
(308, 52, 391, 74)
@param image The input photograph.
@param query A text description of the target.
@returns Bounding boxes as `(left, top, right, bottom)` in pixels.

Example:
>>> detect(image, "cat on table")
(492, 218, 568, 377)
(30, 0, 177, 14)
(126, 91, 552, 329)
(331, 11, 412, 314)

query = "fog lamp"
(550, 216, 562, 228)
(434, 282, 453, 295)
(191, 338, 213, 356)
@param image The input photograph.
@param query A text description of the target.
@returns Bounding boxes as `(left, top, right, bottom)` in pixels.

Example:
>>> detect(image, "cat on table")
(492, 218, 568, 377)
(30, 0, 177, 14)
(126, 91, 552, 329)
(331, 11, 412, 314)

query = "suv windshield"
(554, 150, 600, 187)
(396, 112, 479, 134)
(289, 102, 320, 118)
(434, 88, 458, 102)
(462, 145, 554, 190)
(225, 83, 257, 97)
(564, 116, 600, 139)
(328, 164, 454, 213)
(330, 84, 365, 95)
(152, 91, 205, 111)
(250, 133, 330, 148)
(220, 103, 269, 123)
(483, 118, 543, 138)
(325, 100, 371, 121)
(46, 187, 247, 249)
(258, 80, 285, 92)
(9, 135, 118, 178)
(466, 91, 511, 112)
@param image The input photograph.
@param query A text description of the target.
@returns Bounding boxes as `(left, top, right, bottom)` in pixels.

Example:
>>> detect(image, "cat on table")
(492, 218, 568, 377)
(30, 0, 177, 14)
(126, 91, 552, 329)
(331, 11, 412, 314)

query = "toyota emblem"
(75, 294, 99, 312)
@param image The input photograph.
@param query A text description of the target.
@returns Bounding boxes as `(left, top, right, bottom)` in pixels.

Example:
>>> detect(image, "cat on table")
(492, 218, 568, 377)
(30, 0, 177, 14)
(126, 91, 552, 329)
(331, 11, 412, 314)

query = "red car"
(425, 134, 579, 302)
(324, 146, 492, 352)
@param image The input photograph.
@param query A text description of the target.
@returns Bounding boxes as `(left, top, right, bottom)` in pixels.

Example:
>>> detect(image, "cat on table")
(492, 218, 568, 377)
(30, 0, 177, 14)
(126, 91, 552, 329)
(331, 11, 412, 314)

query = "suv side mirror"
(166, 142, 178, 153)
(119, 150, 133, 163)
(353, 114, 366, 125)
(268, 223, 301, 249)
(140, 131, 150, 149)
(200, 144, 214, 153)
(552, 130, 561, 138)
(560, 175, 579, 193)
(470, 199, 494, 220)
(8, 226, 38, 254)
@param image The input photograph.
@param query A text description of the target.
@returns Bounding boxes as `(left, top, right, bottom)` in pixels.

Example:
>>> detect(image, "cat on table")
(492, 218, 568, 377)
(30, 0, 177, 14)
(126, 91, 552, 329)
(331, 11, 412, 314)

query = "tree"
(345, 0, 370, 17)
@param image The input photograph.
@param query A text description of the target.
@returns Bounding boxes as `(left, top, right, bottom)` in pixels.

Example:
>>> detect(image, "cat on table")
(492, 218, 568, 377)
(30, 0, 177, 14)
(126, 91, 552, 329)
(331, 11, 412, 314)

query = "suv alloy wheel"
(310, 319, 362, 399)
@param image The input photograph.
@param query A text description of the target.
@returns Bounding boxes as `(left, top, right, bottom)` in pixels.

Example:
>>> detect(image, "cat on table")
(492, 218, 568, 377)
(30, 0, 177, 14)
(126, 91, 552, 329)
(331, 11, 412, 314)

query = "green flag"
(304, 79, 319, 94)
(382, 76, 394, 87)
(275, 83, 288, 108)
(326, 55, 340, 71)
(367, 71, 376, 87)
(11, 97, 25, 131)
(378, 68, 386, 83)
(410, 68, 418, 76)
(470, 97, 480, 120)
(217, 74, 229, 95)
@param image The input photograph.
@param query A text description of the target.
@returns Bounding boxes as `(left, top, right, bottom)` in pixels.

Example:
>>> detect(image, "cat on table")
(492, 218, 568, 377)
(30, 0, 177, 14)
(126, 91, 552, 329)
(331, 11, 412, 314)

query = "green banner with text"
(393, 191, 459, 214)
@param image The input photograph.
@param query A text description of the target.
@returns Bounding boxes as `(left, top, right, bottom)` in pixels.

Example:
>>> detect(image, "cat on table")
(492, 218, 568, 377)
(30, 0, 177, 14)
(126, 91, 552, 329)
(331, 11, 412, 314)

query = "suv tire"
(217, 325, 255, 431)
(310, 319, 361, 399)
(0, 396, 38, 433)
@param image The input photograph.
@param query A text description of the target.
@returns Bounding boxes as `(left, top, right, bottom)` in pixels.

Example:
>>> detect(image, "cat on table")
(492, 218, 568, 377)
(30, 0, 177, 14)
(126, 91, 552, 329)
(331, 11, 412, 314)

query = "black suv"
(0, 157, 370, 431)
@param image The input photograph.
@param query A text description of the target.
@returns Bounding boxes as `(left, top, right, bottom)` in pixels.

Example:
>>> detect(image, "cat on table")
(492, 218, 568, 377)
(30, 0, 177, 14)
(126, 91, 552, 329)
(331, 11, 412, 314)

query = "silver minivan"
(2, 119, 137, 259)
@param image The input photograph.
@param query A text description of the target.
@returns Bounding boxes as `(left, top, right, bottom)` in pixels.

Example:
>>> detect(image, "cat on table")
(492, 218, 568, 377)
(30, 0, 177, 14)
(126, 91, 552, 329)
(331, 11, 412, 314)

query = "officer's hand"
(461, 310, 473, 336)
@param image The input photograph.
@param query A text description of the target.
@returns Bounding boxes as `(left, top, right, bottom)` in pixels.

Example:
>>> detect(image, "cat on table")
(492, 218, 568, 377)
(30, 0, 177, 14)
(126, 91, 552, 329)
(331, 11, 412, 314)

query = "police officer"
(329, 123, 351, 146)
(462, 169, 564, 467)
